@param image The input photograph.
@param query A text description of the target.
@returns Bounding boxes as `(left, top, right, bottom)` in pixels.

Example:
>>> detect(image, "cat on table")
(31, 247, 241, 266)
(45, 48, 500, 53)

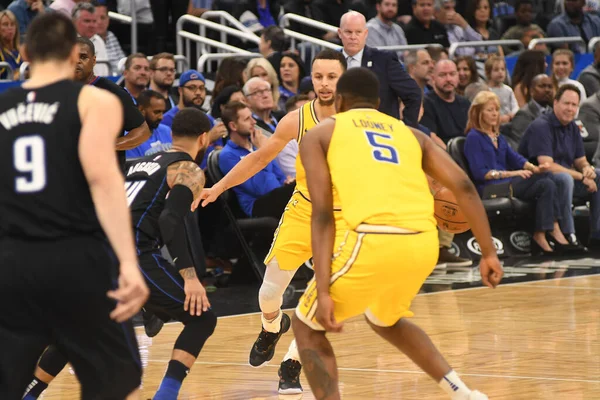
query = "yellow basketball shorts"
(296, 228, 439, 329)
(264, 191, 345, 271)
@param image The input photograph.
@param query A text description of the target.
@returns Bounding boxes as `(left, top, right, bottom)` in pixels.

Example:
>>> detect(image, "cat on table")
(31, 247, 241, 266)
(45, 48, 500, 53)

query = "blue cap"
(179, 70, 205, 86)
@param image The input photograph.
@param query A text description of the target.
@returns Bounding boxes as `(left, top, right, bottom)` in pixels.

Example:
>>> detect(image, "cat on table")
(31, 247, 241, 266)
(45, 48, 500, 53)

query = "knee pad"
(38, 345, 68, 377)
(175, 310, 217, 358)
(259, 259, 296, 313)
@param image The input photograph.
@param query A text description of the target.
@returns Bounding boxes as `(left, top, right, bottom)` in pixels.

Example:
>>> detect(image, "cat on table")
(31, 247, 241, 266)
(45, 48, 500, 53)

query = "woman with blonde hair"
(243, 57, 280, 109)
(463, 91, 571, 254)
(0, 10, 22, 80)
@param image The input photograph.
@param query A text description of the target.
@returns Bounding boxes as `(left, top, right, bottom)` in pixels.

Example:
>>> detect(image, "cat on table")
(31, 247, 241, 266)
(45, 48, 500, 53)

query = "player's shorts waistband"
(355, 224, 420, 235)
(296, 190, 342, 211)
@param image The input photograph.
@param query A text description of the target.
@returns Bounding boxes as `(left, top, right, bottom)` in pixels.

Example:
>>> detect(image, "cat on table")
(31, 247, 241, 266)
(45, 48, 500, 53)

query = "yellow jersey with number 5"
(327, 108, 436, 232)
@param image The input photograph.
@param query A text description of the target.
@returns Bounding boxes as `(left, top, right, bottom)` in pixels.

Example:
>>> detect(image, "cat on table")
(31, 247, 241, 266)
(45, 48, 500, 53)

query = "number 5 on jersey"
(365, 131, 399, 164)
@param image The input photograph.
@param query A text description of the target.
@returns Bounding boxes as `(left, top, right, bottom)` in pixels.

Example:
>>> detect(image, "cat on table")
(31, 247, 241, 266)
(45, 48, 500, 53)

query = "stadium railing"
(108, 7, 138, 54)
(0, 62, 14, 81)
(448, 40, 523, 58)
(279, 13, 338, 34)
(284, 29, 341, 59)
(197, 52, 262, 73)
(588, 36, 600, 53)
(376, 43, 444, 52)
(528, 36, 585, 50)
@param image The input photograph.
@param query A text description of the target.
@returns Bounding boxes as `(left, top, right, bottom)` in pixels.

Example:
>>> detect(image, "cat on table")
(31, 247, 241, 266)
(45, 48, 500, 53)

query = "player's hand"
(583, 165, 596, 179)
(250, 128, 267, 149)
(315, 294, 343, 333)
(479, 256, 503, 289)
(183, 275, 210, 316)
(108, 263, 149, 322)
(191, 184, 224, 211)
(31, 0, 45, 12)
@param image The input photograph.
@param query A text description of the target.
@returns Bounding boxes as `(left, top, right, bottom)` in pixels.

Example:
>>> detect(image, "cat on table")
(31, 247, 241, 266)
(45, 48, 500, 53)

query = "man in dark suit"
(338, 10, 422, 127)
(509, 74, 554, 148)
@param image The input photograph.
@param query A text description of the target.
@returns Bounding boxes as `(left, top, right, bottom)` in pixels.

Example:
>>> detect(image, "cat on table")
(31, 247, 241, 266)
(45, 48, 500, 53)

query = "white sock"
(262, 310, 282, 333)
(283, 339, 300, 362)
(439, 370, 471, 400)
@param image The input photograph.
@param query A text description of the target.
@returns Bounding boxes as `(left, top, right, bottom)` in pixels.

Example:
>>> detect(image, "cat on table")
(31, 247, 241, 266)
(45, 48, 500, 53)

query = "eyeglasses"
(154, 67, 176, 74)
(247, 88, 271, 97)
(183, 85, 205, 93)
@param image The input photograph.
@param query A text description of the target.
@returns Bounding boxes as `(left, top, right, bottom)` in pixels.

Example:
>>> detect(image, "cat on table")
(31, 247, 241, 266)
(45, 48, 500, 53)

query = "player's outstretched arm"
(300, 119, 343, 332)
(412, 128, 503, 288)
(195, 111, 299, 209)
(78, 86, 149, 322)
(163, 161, 210, 316)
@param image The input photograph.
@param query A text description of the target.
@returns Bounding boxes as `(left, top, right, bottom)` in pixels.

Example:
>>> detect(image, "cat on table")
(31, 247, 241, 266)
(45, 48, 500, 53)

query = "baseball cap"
(179, 70, 205, 87)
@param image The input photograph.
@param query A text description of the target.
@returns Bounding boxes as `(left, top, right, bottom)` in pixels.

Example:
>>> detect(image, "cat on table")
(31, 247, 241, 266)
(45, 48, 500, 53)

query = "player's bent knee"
(259, 280, 285, 313)
(175, 310, 217, 358)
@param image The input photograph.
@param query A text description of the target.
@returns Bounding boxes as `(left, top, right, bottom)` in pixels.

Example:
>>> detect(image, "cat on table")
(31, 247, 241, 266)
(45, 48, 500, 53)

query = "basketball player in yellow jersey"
(294, 67, 504, 400)
(196, 49, 347, 394)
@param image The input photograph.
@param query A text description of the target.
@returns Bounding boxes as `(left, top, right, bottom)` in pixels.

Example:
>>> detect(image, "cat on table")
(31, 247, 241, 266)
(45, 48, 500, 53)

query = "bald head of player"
(335, 67, 381, 113)
(22, 11, 79, 76)
(311, 49, 347, 106)
(170, 107, 212, 163)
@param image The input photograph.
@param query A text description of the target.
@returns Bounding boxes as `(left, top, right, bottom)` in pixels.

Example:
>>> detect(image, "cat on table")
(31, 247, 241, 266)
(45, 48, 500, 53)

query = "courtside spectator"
(405, 49, 434, 93)
(485, 55, 519, 123)
(72, 2, 109, 76)
(123, 53, 151, 103)
(211, 57, 247, 106)
(455, 55, 479, 96)
(282, 0, 328, 39)
(519, 84, 597, 249)
(340, 11, 422, 126)
(512, 49, 547, 107)
(435, 0, 482, 57)
(259, 25, 286, 69)
(7, 0, 47, 40)
(278, 52, 306, 111)
(94, 0, 125, 75)
(244, 57, 282, 112)
(233, 0, 280, 34)
(405, 0, 450, 48)
(126, 90, 173, 158)
(509, 74, 554, 146)
(50, 0, 84, 16)
(149, 52, 178, 111)
(551, 49, 587, 102)
(210, 85, 247, 119)
(366, 0, 407, 59)
(501, 0, 544, 54)
(219, 101, 295, 219)
(579, 91, 600, 165)
(578, 42, 600, 97)
(547, 0, 600, 54)
(285, 94, 310, 113)
(421, 59, 471, 142)
(464, 0, 502, 57)
(0, 10, 21, 80)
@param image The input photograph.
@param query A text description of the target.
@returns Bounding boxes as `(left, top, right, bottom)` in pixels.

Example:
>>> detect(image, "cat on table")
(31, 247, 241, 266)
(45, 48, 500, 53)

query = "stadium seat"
(205, 149, 279, 281)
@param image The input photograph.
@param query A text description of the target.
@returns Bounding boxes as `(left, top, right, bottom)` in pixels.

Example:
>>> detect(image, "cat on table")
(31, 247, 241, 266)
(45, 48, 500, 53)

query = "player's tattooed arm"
(166, 161, 206, 200)
(299, 349, 337, 400)
(179, 266, 197, 280)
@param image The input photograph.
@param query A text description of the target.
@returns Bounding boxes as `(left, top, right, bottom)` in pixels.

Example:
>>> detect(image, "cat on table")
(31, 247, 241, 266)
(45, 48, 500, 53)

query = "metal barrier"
(280, 13, 337, 34)
(117, 54, 190, 75)
(19, 62, 28, 80)
(201, 10, 258, 46)
(108, 6, 138, 54)
(589, 37, 600, 53)
(449, 39, 523, 58)
(176, 14, 258, 71)
(197, 53, 262, 73)
(284, 29, 340, 60)
(0, 62, 14, 81)
(528, 36, 585, 50)
(376, 43, 443, 52)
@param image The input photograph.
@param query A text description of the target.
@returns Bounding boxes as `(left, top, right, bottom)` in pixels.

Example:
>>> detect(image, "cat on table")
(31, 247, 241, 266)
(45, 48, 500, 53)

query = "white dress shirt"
(342, 48, 365, 69)
(90, 35, 110, 76)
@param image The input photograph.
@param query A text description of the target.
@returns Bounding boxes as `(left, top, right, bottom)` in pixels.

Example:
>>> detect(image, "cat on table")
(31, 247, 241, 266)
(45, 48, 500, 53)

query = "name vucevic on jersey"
(0, 102, 60, 130)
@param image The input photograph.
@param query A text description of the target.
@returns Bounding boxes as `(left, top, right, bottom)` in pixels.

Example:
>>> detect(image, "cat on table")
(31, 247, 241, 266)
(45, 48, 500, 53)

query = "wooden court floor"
(43, 275, 600, 399)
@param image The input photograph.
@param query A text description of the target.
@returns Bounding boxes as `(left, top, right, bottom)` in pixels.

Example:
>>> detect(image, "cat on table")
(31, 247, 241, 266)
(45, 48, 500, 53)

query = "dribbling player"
(0, 13, 148, 400)
(294, 67, 504, 400)
(198, 49, 347, 393)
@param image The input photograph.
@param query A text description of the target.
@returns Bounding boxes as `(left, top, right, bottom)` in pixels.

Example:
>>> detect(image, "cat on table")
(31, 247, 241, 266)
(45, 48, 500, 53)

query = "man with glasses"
(243, 77, 279, 134)
(161, 69, 227, 168)
(150, 52, 179, 112)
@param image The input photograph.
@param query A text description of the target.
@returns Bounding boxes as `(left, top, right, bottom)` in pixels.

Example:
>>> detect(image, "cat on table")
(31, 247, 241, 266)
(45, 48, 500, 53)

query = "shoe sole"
(248, 313, 292, 368)
(278, 387, 303, 394)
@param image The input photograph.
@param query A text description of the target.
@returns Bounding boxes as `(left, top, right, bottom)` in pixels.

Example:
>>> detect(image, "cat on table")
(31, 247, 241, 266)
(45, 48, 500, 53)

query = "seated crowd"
(2, 0, 600, 274)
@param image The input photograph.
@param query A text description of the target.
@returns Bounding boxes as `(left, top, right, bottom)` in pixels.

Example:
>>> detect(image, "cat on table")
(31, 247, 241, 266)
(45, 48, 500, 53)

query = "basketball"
(433, 187, 470, 234)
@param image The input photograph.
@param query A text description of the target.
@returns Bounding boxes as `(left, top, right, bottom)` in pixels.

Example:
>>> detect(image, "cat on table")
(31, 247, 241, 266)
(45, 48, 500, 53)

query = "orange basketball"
(433, 187, 470, 234)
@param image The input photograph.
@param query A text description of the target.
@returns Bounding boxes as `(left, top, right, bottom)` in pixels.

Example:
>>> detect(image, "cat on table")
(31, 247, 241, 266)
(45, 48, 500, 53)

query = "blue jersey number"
(365, 131, 399, 164)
